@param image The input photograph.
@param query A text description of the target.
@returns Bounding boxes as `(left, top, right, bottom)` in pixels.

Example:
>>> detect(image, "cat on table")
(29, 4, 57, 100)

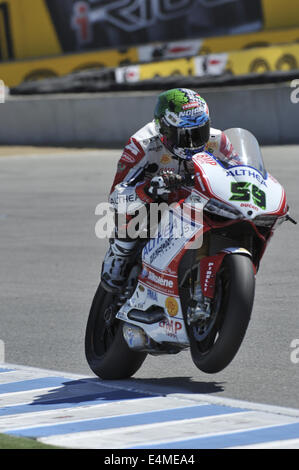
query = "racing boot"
(101, 238, 139, 293)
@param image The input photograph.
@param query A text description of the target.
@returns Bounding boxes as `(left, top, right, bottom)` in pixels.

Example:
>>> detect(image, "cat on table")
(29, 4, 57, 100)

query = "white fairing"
(116, 201, 204, 346)
(116, 129, 286, 350)
(195, 128, 286, 219)
(117, 284, 189, 346)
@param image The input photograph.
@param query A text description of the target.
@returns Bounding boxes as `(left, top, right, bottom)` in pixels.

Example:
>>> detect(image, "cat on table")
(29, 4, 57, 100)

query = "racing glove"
(147, 171, 183, 199)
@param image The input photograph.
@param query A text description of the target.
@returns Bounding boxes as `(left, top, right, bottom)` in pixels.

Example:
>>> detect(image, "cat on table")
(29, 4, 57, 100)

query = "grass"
(0, 433, 64, 449)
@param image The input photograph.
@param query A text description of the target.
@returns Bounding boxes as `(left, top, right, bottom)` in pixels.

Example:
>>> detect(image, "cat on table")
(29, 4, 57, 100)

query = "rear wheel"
(189, 254, 255, 373)
(85, 283, 147, 379)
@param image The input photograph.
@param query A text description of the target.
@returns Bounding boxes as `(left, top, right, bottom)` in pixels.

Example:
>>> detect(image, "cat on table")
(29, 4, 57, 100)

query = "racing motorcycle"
(85, 128, 296, 379)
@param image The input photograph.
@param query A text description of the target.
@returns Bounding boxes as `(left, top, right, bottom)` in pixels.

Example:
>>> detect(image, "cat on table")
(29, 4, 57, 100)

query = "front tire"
(189, 254, 255, 374)
(85, 283, 147, 379)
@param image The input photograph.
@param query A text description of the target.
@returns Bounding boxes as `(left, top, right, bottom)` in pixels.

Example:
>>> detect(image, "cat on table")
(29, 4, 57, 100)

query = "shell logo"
(160, 154, 172, 165)
(165, 297, 179, 317)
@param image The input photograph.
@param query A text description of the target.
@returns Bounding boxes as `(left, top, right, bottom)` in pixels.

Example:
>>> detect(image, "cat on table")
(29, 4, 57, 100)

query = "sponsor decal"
(141, 265, 177, 295)
(226, 168, 267, 187)
(240, 202, 259, 211)
(165, 297, 179, 317)
(147, 288, 158, 302)
(165, 109, 182, 126)
(148, 237, 174, 264)
(194, 54, 228, 77)
(160, 167, 176, 173)
(130, 283, 147, 307)
(160, 154, 172, 165)
(182, 101, 199, 110)
(203, 262, 214, 296)
(199, 154, 217, 165)
(148, 271, 173, 289)
(159, 319, 182, 339)
(230, 182, 267, 210)
(178, 106, 204, 118)
(148, 140, 163, 152)
(200, 254, 225, 298)
(117, 162, 127, 172)
(110, 192, 138, 205)
(115, 65, 140, 83)
(198, 176, 207, 193)
(141, 204, 203, 270)
(205, 140, 217, 151)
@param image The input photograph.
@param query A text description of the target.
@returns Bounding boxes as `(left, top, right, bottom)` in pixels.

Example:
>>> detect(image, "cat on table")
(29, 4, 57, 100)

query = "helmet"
(154, 88, 210, 160)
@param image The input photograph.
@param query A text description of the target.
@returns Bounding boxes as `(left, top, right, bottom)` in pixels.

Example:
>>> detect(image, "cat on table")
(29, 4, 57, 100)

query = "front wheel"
(85, 283, 147, 379)
(189, 254, 255, 374)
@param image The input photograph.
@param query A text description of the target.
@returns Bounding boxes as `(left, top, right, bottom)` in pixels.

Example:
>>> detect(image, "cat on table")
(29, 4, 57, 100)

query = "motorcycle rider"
(101, 88, 237, 295)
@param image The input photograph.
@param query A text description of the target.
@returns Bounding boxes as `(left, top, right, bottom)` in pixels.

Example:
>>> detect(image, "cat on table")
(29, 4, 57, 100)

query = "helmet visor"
(163, 120, 210, 150)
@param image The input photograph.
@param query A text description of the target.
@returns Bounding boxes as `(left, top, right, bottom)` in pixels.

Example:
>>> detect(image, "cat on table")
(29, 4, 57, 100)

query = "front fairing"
(192, 128, 287, 220)
(224, 128, 267, 178)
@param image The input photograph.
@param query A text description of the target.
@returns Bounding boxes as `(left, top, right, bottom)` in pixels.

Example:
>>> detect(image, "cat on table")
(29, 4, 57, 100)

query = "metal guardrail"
(9, 40, 299, 95)
(10, 68, 299, 95)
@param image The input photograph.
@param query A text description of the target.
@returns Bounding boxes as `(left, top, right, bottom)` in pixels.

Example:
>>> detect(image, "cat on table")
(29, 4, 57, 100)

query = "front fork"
(187, 247, 252, 325)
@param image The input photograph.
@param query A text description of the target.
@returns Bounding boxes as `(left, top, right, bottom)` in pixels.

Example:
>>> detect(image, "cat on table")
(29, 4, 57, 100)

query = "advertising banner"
(45, 0, 264, 52)
(1, 0, 299, 88)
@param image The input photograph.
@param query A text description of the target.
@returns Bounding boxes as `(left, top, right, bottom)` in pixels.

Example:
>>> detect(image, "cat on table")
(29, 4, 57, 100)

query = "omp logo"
(159, 319, 182, 338)
(89, 0, 194, 32)
(0, 2, 13, 60)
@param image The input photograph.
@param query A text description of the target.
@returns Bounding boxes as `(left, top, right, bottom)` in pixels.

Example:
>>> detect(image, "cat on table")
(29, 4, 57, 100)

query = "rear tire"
(189, 254, 255, 374)
(85, 283, 147, 379)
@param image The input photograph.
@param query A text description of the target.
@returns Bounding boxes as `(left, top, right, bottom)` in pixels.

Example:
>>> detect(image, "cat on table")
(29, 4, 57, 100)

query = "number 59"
(230, 182, 266, 210)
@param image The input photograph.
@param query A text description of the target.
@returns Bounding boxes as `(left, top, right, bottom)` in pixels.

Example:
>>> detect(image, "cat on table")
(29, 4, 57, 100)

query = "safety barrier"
(115, 42, 299, 86)
(0, 82, 298, 147)
(8, 40, 299, 97)
(1, 24, 299, 88)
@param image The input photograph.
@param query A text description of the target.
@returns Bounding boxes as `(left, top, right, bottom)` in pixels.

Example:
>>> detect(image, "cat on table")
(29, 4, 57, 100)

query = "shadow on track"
(27, 376, 224, 411)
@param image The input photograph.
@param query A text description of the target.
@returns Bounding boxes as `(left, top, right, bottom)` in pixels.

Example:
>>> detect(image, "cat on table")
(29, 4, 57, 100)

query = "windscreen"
(224, 128, 267, 178)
